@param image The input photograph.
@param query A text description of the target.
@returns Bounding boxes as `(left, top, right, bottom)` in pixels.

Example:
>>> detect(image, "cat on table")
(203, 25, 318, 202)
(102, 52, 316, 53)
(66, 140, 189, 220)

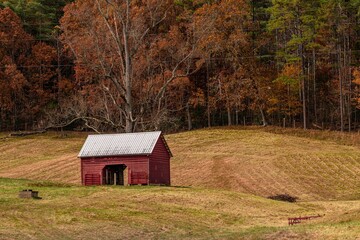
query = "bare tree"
(61, 0, 201, 132)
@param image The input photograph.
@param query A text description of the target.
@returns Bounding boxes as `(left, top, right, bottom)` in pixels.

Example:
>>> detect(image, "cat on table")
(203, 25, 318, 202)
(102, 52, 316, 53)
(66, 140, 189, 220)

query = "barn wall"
(149, 137, 171, 185)
(81, 156, 149, 186)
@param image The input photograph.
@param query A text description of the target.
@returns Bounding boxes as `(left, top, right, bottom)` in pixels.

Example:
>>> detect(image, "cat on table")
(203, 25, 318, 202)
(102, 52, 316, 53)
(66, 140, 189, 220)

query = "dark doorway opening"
(103, 164, 128, 185)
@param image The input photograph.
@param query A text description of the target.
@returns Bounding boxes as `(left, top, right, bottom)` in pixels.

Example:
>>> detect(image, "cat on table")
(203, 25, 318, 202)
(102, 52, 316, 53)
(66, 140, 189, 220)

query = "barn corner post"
(80, 159, 84, 185)
(168, 156, 171, 186)
(147, 154, 150, 186)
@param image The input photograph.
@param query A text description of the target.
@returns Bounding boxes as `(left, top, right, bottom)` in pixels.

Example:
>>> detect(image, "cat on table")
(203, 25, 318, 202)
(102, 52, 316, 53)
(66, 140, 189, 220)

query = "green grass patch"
(1, 178, 360, 239)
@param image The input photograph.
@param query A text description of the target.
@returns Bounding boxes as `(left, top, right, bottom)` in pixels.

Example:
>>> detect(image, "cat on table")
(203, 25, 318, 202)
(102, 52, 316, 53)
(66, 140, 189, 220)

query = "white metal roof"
(78, 131, 163, 158)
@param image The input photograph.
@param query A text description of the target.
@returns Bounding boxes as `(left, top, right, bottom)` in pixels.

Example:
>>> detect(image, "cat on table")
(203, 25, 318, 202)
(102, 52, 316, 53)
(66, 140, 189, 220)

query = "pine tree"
(0, 0, 72, 39)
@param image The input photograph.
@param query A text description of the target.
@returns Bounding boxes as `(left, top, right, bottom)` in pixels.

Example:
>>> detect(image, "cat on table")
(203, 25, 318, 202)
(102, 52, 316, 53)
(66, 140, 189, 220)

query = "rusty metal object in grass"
(288, 214, 322, 226)
(19, 189, 42, 199)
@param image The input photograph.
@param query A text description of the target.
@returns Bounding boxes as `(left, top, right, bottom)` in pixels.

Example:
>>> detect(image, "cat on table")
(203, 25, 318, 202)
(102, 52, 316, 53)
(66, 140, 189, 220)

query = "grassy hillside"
(0, 133, 83, 184)
(169, 128, 360, 201)
(1, 127, 360, 239)
(0, 178, 359, 239)
(1, 127, 360, 201)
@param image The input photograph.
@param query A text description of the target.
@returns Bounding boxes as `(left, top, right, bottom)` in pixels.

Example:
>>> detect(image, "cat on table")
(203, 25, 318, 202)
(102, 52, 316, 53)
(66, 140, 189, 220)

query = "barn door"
(103, 164, 127, 185)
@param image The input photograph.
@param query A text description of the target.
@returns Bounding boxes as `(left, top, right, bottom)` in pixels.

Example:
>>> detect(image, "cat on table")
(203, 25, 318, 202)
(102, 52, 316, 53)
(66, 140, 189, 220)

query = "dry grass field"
(169, 127, 360, 201)
(0, 127, 360, 239)
(0, 132, 83, 184)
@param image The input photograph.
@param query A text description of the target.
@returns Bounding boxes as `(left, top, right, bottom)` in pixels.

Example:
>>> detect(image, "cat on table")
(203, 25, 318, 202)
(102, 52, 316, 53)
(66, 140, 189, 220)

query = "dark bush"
(267, 194, 298, 203)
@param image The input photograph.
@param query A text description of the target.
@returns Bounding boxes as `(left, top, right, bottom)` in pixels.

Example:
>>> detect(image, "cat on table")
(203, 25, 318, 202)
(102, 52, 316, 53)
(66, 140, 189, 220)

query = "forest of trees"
(2, 0, 360, 133)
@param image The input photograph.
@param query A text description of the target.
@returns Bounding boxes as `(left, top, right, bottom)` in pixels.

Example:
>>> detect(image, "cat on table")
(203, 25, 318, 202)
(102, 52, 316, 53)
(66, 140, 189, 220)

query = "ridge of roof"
(86, 131, 162, 137)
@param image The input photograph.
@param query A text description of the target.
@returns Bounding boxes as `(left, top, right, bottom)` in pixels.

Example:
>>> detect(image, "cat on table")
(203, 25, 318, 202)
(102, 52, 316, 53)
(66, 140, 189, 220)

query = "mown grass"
(1, 128, 360, 239)
(1, 128, 360, 200)
(1, 178, 359, 240)
(264, 126, 360, 146)
(0, 132, 85, 183)
(168, 127, 360, 200)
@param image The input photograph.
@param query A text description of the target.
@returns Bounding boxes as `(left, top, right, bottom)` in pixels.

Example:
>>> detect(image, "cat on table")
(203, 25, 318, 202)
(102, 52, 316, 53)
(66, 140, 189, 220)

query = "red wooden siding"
(81, 156, 149, 186)
(84, 174, 101, 185)
(149, 137, 171, 185)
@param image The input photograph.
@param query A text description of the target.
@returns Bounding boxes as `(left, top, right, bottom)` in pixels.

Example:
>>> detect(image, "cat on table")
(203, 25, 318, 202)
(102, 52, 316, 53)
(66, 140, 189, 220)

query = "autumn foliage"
(2, 0, 360, 132)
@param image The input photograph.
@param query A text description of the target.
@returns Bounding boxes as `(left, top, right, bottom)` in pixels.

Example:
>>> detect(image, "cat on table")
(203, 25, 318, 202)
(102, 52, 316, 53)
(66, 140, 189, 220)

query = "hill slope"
(169, 128, 360, 201)
(1, 128, 360, 201)
(0, 133, 82, 184)
(1, 178, 360, 240)
(1, 128, 360, 239)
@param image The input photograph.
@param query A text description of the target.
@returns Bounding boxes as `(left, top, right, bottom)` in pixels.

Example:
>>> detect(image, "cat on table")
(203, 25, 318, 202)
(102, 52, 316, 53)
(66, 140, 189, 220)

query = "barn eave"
(78, 153, 151, 159)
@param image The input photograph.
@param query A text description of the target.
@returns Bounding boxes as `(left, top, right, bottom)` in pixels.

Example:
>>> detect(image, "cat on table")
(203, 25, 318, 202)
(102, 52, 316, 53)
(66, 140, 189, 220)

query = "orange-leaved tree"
(193, 0, 257, 126)
(0, 8, 31, 129)
(60, 0, 203, 132)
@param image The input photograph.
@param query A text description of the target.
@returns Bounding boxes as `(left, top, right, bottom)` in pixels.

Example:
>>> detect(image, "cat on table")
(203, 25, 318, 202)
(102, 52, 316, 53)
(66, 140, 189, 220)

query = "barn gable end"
(149, 136, 171, 185)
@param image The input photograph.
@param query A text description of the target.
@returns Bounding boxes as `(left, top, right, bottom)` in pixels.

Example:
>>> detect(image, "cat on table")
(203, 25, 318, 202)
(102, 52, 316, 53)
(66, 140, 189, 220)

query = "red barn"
(78, 131, 172, 186)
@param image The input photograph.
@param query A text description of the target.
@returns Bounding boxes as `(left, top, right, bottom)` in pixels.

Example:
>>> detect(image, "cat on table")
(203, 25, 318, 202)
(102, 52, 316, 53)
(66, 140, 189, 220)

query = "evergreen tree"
(0, 0, 72, 39)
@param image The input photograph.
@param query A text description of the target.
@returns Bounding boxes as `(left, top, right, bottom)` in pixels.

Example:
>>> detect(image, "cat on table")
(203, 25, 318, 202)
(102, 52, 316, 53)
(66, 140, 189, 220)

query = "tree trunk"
(259, 107, 267, 126)
(206, 59, 211, 128)
(236, 109, 239, 125)
(186, 102, 192, 130)
(313, 48, 317, 124)
(301, 63, 307, 130)
(338, 44, 344, 132)
(344, 33, 351, 132)
(124, 0, 134, 133)
(348, 47, 352, 132)
(227, 106, 232, 126)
